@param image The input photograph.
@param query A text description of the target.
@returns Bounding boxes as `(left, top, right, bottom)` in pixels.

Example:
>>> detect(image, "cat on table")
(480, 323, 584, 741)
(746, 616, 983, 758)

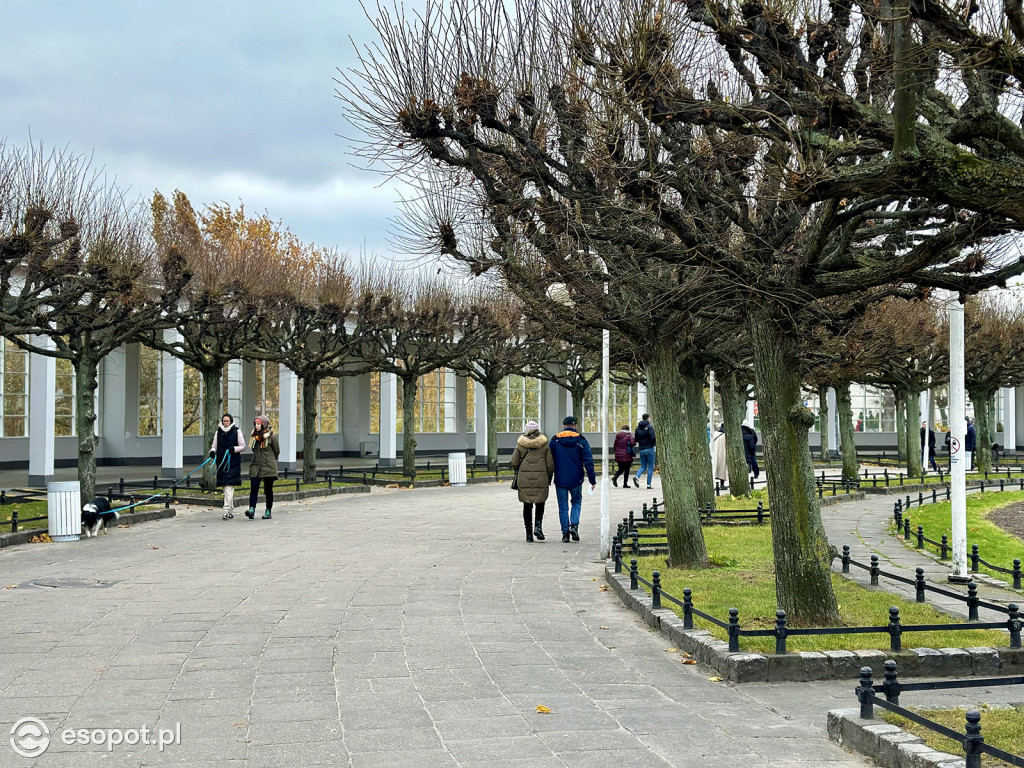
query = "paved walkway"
(1, 478, 877, 768)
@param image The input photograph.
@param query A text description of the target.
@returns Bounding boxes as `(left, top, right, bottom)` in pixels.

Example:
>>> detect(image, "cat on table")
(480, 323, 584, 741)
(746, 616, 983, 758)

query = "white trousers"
(223, 485, 236, 510)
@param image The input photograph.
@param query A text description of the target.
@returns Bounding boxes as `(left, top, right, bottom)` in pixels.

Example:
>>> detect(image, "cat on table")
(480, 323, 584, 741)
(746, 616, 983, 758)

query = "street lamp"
(949, 296, 969, 581)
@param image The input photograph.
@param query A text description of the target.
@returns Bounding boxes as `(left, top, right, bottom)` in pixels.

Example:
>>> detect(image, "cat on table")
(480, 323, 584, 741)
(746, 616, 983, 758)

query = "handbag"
(510, 470, 520, 490)
(627, 442, 636, 458)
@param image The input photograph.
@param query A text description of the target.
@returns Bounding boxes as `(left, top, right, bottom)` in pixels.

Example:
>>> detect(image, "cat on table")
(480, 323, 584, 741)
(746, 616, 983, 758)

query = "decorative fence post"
(857, 668, 875, 719)
(970, 545, 980, 573)
(964, 711, 983, 768)
(757, 501, 764, 525)
(903, 516, 911, 540)
(651, 571, 662, 609)
(613, 542, 622, 573)
(1008, 604, 1021, 649)
(915, 568, 927, 603)
(888, 606, 902, 651)
(1013, 559, 1022, 590)
(870, 555, 880, 586)
(842, 545, 851, 574)
(630, 559, 638, 590)
(775, 610, 787, 655)
(727, 608, 740, 652)
(916, 525, 924, 549)
(883, 659, 901, 704)
(940, 535, 949, 560)
(967, 581, 980, 621)
(682, 588, 693, 629)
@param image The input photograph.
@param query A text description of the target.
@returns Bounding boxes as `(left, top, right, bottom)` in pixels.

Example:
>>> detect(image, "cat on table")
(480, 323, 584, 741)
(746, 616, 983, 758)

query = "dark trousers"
(613, 460, 633, 485)
(249, 477, 275, 510)
(523, 502, 545, 530)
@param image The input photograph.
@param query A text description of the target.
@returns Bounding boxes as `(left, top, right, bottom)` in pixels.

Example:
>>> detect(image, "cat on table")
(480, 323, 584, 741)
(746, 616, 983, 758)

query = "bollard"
(932, 488, 937, 504)
(296, 478, 301, 493)
(1013, 559, 1022, 590)
(652, 571, 662, 609)
(888, 606, 902, 651)
(1008, 604, 1021, 649)
(870, 555, 880, 585)
(728, 608, 740, 652)
(946, 485, 951, 501)
(970, 544, 980, 572)
(915, 568, 927, 602)
(119, 478, 125, 494)
(631, 531, 639, 556)
(967, 581, 979, 621)
(682, 588, 693, 629)
(10, 508, 18, 533)
(613, 542, 622, 573)
(328, 476, 333, 489)
(775, 610, 787, 655)
(857, 668, 875, 719)
(940, 535, 948, 560)
(916, 525, 924, 549)
(1000, 479, 1005, 492)
(628, 510, 635, 529)
(882, 660, 901, 704)
(757, 501, 764, 525)
(705, 502, 713, 519)
(630, 559, 638, 590)
(964, 711, 983, 768)
(893, 502, 902, 529)
(905, 494, 911, 510)
(980, 479, 986, 493)
(842, 545, 851, 573)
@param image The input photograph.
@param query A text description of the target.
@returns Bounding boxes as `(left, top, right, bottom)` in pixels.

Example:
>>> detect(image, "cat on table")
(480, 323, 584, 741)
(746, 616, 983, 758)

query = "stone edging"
(827, 708, 964, 767)
(605, 562, 1023, 682)
(0, 508, 176, 549)
(171, 484, 372, 507)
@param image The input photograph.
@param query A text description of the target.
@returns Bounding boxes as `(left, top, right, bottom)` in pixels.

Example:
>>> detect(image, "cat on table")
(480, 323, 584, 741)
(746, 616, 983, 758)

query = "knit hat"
(742, 419, 751, 429)
(254, 415, 270, 431)
(524, 420, 540, 432)
(562, 415, 577, 425)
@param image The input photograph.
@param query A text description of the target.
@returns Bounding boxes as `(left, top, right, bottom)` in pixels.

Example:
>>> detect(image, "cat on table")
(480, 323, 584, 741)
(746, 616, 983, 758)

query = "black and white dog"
(81, 497, 120, 538)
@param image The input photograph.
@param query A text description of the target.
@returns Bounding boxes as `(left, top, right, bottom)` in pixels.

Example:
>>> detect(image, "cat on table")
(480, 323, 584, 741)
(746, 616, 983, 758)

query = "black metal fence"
(855, 661, 1024, 767)
(891, 500, 1023, 589)
(859, 465, 1024, 488)
(610, 543, 1022, 654)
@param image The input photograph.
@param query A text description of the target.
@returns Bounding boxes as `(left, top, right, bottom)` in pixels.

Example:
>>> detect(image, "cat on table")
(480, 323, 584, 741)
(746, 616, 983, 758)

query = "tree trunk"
(485, 380, 499, 471)
(201, 366, 223, 490)
(73, 354, 99, 503)
(401, 375, 418, 477)
(968, 386, 994, 473)
(720, 371, 751, 496)
(571, 388, 584, 426)
(301, 374, 320, 483)
(890, 0, 919, 160)
(644, 340, 707, 568)
(681, 365, 715, 510)
(905, 390, 922, 477)
(817, 384, 830, 462)
(749, 312, 840, 625)
(835, 384, 859, 482)
(895, 388, 907, 462)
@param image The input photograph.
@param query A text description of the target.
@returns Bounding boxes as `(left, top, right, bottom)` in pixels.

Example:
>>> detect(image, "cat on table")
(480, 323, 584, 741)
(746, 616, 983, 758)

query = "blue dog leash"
(108, 454, 224, 514)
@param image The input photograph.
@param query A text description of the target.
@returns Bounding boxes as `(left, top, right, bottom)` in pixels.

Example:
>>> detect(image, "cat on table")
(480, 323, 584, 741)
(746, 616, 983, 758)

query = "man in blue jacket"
(549, 415, 597, 543)
(965, 417, 976, 470)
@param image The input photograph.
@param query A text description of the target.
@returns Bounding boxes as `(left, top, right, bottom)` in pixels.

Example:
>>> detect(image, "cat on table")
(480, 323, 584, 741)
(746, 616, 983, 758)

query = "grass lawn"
(882, 707, 1024, 766)
(894, 491, 1024, 585)
(631, 523, 1008, 654)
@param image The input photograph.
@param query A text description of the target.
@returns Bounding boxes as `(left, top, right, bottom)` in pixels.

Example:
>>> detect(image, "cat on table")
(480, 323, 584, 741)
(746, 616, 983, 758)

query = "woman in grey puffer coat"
(509, 420, 554, 542)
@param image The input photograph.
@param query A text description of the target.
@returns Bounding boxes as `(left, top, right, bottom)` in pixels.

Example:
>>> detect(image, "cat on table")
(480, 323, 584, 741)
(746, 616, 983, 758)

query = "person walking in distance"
(246, 415, 280, 520)
(965, 417, 977, 470)
(509, 420, 554, 542)
(612, 425, 637, 490)
(712, 423, 729, 488)
(633, 414, 657, 489)
(741, 420, 759, 479)
(920, 421, 939, 472)
(211, 413, 246, 519)
(549, 416, 597, 543)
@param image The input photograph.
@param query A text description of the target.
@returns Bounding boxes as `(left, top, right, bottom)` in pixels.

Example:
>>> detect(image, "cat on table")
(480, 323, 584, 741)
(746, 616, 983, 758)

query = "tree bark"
(571, 388, 584, 426)
(905, 390, 922, 477)
(968, 386, 995, 473)
(891, 0, 919, 160)
(681, 366, 715, 510)
(895, 389, 907, 462)
(301, 374, 320, 483)
(720, 371, 751, 496)
(401, 375, 418, 477)
(645, 340, 707, 568)
(201, 366, 223, 490)
(73, 353, 99, 503)
(749, 312, 841, 625)
(836, 384, 859, 482)
(817, 385, 830, 462)
(485, 380, 499, 471)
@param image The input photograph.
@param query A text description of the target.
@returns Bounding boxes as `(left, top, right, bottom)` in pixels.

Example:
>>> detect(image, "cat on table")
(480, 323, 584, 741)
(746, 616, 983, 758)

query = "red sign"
(752, 402, 759, 416)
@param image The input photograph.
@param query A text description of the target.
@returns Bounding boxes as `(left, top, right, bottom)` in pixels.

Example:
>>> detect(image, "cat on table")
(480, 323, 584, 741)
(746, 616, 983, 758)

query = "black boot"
(569, 524, 580, 542)
(534, 509, 545, 541)
(526, 527, 534, 543)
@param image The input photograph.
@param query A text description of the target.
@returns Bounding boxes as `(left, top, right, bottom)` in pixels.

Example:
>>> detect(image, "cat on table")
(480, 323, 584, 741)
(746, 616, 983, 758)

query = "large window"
(183, 366, 203, 435)
(55, 358, 75, 436)
(138, 346, 162, 436)
(369, 369, 460, 434)
(296, 377, 339, 434)
(253, 361, 280, 430)
(849, 384, 896, 433)
(1, 339, 28, 437)
(496, 375, 541, 433)
(582, 381, 638, 433)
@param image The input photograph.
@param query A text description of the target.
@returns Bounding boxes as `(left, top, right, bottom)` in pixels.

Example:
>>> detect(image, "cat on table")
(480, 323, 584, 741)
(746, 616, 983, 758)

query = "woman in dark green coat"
(509, 420, 554, 542)
(246, 415, 280, 520)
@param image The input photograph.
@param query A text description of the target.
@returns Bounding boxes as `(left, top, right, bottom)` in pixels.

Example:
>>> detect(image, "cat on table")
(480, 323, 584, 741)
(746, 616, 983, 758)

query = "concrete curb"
(827, 708, 964, 768)
(0, 508, 177, 549)
(171, 484, 372, 508)
(605, 562, 1024, 682)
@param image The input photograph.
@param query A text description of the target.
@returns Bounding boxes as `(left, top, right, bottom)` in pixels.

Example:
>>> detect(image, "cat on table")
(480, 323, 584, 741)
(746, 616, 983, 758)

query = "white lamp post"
(949, 297, 969, 581)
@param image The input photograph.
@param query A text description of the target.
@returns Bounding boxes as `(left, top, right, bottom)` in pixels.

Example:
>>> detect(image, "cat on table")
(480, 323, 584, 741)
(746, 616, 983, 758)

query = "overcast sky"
(0, 1, 421, 262)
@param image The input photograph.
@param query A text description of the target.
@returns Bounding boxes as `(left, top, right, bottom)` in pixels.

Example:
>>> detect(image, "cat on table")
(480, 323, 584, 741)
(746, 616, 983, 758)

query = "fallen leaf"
(682, 659, 698, 665)
(680, 651, 693, 658)
(149, 544, 160, 550)
(591, 577, 598, 581)
(4, 584, 17, 589)
(536, 705, 551, 714)
(664, 648, 678, 653)
(598, 585, 609, 592)
(708, 676, 723, 682)
(600, 626, 609, 630)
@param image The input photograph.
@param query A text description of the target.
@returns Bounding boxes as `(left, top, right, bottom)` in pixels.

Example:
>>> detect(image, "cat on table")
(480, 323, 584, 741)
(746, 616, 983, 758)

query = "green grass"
(882, 707, 1024, 766)
(0, 500, 164, 533)
(631, 524, 1009, 653)
(707, 490, 771, 510)
(896, 491, 1024, 586)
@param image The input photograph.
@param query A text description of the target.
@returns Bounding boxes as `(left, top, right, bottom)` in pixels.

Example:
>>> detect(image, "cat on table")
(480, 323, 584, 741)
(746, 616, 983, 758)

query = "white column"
(28, 337, 57, 487)
(949, 299, 968, 581)
(637, 382, 648, 423)
(1001, 387, 1015, 453)
(920, 389, 932, 472)
(454, 375, 469, 448)
(379, 372, 398, 466)
(278, 366, 298, 470)
(160, 331, 184, 478)
(599, 327, 611, 558)
(444, 369, 458, 433)
(226, 360, 244, 419)
(826, 387, 839, 458)
(474, 380, 488, 463)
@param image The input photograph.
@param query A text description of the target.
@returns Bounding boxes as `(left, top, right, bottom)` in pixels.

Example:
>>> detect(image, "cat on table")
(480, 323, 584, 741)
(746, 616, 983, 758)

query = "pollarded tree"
(963, 294, 1024, 472)
(0, 144, 188, 501)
